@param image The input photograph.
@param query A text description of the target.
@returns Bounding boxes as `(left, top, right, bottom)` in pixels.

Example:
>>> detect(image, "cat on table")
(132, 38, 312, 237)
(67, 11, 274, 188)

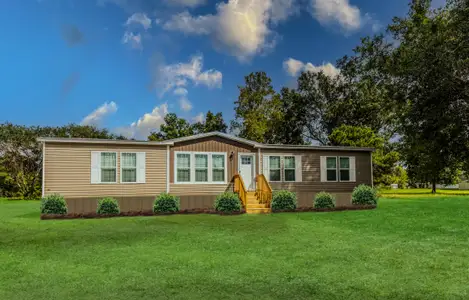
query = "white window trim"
(268, 156, 282, 183)
(174, 151, 227, 185)
(99, 151, 118, 184)
(339, 156, 351, 182)
(120, 152, 138, 184)
(284, 156, 296, 182)
(326, 156, 338, 182)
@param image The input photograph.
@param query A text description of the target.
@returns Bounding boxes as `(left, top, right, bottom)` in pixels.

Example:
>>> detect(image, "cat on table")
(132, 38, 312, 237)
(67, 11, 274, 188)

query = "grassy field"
(379, 188, 469, 196)
(2, 197, 469, 299)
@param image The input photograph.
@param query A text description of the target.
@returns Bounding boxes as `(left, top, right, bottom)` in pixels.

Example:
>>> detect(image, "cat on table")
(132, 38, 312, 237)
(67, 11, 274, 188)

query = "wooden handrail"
(233, 174, 248, 209)
(256, 174, 273, 207)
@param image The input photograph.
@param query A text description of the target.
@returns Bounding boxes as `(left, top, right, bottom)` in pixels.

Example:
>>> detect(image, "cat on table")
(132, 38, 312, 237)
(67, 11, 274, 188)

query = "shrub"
(41, 194, 68, 214)
(352, 184, 378, 205)
(153, 193, 180, 213)
(271, 190, 297, 211)
(97, 197, 120, 215)
(214, 192, 241, 213)
(314, 192, 336, 209)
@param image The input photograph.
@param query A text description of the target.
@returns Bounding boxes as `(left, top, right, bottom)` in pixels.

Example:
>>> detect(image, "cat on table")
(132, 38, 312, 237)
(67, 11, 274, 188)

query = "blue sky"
(0, 0, 445, 139)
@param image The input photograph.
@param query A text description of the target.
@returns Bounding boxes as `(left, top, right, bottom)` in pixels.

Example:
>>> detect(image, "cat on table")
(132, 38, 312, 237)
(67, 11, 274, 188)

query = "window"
(195, 154, 208, 182)
(339, 157, 350, 181)
(121, 153, 137, 183)
(175, 152, 227, 184)
(284, 156, 296, 182)
(177, 153, 191, 182)
(212, 154, 225, 182)
(100, 152, 117, 183)
(326, 157, 337, 182)
(269, 156, 281, 181)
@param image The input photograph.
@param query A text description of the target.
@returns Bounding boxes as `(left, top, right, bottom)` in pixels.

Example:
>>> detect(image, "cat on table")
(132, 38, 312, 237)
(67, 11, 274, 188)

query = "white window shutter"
(295, 155, 302, 182)
(320, 156, 327, 182)
(263, 155, 269, 177)
(350, 156, 356, 182)
(91, 152, 101, 184)
(137, 152, 146, 183)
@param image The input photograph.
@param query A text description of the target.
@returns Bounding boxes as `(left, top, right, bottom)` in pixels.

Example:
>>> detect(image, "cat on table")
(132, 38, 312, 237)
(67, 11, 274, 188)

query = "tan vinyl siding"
(44, 142, 167, 198)
(261, 149, 372, 193)
(169, 136, 257, 195)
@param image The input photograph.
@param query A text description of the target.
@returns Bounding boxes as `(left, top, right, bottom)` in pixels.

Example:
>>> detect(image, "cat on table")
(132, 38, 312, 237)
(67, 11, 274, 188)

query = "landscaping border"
(41, 209, 246, 220)
(272, 205, 377, 213)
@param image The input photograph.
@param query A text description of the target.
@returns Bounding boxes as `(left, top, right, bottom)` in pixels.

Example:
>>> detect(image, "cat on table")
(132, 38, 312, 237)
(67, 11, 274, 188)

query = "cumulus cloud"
(81, 101, 118, 126)
(310, 0, 362, 31)
(173, 87, 188, 96)
(179, 97, 193, 111)
(163, 0, 297, 60)
(153, 54, 222, 95)
(121, 31, 142, 49)
(116, 103, 169, 139)
(125, 13, 152, 30)
(283, 58, 340, 77)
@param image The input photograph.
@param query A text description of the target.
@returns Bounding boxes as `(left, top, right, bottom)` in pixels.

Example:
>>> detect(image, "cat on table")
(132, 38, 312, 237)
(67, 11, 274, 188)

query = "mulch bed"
(272, 205, 377, 213)
(41, 209, 246, 220)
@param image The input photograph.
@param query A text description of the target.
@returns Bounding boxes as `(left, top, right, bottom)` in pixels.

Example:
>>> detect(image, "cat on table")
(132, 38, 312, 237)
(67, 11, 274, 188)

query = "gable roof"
(38, 131, 374, 152)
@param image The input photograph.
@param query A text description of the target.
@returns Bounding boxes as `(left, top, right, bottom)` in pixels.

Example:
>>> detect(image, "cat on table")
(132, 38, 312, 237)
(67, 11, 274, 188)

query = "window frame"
(283, 156, 296, 182)
(174, 151, 227, 185)
(339, 156, 351, 182)
(100, 151, 118, 184)
(326, 156, 338, 182)
(268, 156, 282, 182)
(120, 152, 138, 184)
(194, 153, 209, 183)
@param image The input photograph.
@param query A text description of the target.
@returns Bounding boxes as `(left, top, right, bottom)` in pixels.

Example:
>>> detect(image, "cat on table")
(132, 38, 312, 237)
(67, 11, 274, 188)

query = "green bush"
(153, 193, 180, 213)
(314, 192, 336, 209)
(40, 194, 67, 214)
(214, 192, 241, 213)
(352, 184, 378, 205)
(271, 190, 297, 211)
(97, 197, 120, 214)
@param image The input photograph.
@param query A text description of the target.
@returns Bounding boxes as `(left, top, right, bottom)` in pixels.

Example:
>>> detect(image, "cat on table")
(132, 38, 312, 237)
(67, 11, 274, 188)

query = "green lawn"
(379, 188, 469, 196)
(1, 197, 469, 299)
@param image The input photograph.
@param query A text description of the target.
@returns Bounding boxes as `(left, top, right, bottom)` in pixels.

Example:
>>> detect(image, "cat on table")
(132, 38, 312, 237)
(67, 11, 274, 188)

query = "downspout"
(166, 145, 170, 193)
(42, 142, 45, 198)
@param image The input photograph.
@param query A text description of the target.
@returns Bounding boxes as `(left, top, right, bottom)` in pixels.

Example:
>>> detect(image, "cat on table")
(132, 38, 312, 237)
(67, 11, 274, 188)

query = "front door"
(239, 154, 255, 190)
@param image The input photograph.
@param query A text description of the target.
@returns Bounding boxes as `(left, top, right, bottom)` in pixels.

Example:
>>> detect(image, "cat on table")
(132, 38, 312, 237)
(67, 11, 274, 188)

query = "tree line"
(1, 0, 468, 197)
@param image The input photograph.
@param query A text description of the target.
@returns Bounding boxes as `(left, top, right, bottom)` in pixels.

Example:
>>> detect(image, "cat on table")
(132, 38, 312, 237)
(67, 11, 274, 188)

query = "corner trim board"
(42, 142, 45, 197)
(166, 145, 170, 193)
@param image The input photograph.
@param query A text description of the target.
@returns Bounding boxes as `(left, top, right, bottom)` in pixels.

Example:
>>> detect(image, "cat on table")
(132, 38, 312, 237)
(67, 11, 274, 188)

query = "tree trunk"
(432, 181, 437, 194)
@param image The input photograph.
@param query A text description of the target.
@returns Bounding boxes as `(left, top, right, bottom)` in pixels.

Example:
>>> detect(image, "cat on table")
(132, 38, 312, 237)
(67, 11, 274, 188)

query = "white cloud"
(164, 0, 207, 8)
(163, 0, 297, 60)
(125, 13, 152, 30)
(192, 112, 204, 123)
(81, 101, 118, 126)
(116, 103, 169, 139)
(154, 54, 222, 95)
(283, 57, 340, 77)
(121, 31, 142, 49)
(179, 97, 193, 111)
(310, 0, 362, 31)
(173, 87, 188, 96)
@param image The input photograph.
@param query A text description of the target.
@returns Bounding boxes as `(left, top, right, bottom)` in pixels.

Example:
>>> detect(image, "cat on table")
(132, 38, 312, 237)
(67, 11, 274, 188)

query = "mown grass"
(1, 197, 469, 299)
(379, 188, 469, 197)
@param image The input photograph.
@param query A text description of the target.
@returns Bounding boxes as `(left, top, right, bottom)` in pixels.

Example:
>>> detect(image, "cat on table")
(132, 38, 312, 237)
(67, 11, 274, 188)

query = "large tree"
(148, 113, 194, 141)
(0, 123, 125, 199)
(192, 111, 228, 134)
(231, 72, 283, 143)
(386, 0, 469, 192)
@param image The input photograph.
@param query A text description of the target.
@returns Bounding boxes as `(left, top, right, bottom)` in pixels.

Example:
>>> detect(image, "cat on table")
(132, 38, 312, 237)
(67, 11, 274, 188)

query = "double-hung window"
(284, 156, 296, 182)
(326, 157, 338, 182)
(176, 153, 191, 183)
(339, 157, 350, 182)
(121, 153, 137, 183)
(269, 156, 281, 182)
(212, 155, 225, 182)
(100, 152, 117, 183)
(195, 154, 208, 182)
(175, 152, 227, 184)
